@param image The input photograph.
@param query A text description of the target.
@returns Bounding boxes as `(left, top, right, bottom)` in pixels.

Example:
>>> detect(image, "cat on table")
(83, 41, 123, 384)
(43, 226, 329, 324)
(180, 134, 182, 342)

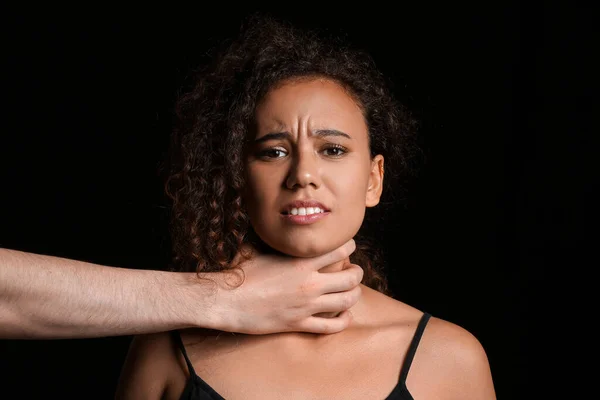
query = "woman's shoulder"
(115, 331, 183, 399)
(407, 316, 496, 398)
(362, 284, 487, 350)
(362, 286, 496, 398)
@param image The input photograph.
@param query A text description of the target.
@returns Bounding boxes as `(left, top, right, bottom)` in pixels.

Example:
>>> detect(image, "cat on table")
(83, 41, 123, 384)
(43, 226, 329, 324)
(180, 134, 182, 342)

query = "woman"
(116, 14, 496, 400)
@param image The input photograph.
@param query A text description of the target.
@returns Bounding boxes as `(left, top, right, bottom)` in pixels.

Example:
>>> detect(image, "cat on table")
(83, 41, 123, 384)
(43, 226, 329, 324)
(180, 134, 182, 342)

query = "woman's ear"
(366, 155, 384, 207)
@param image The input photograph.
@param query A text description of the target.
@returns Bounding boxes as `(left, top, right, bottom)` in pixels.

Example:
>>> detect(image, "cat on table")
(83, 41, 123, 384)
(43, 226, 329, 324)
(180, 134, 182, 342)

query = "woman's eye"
(259, 148, 287, 159)
(322, 145, 347, 157)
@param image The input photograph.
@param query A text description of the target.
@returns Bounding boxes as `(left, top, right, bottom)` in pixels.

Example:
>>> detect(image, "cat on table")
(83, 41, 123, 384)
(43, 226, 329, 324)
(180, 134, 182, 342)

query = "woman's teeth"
(289, 207, 324, 216)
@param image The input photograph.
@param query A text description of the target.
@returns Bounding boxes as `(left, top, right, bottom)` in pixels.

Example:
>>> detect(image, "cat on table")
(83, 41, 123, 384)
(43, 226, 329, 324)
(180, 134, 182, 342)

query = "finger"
(305, 239, 356, 270)
(295, 310, 353, 334)
(316, 264, 364, 294)
(312, 285, 362, 313)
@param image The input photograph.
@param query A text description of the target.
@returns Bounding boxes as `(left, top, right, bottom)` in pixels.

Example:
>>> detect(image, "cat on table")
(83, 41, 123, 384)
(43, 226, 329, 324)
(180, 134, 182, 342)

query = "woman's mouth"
(281, 207, 330, 225)
(285, 207, 326, 216)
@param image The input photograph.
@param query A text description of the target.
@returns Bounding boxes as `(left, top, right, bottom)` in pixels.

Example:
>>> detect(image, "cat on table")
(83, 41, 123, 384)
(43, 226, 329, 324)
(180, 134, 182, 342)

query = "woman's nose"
(285, 151, 321, 190)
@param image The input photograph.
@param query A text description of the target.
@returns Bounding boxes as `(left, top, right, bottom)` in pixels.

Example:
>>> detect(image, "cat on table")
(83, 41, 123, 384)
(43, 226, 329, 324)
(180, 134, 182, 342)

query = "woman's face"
(244, 78, 384, 257)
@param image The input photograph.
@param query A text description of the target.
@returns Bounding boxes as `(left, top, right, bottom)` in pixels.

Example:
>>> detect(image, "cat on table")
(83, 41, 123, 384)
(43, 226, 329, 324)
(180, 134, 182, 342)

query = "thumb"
(306, 239, 356, 271)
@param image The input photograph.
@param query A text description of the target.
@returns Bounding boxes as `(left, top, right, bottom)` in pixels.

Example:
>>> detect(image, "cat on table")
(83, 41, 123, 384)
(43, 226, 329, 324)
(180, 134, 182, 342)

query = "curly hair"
(164, 14, 418, 296)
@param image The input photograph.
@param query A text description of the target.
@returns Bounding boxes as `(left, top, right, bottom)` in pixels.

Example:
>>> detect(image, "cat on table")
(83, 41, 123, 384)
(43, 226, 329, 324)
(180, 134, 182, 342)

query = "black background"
(1, 4, 595, 399)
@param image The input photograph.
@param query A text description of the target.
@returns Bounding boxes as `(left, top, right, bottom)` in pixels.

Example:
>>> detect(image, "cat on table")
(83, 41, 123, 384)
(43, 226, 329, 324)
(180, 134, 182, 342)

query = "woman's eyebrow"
(313, 129, 352, 139)
(254, 129, 352, 144)
(254, 132, 289, 144)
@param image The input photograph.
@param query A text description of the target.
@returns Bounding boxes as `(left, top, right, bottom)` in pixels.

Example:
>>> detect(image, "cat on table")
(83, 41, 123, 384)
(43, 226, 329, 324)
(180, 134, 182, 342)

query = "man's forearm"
(0, 248, 218, 339)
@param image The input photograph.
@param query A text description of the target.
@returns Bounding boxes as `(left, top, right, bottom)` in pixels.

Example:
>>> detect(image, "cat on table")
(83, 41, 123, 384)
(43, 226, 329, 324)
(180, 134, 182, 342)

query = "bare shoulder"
(115, 331, 180, 400)
(424, 317, 492, 373)
(359, 287, 496, 399)
(408, 316, 497, 399)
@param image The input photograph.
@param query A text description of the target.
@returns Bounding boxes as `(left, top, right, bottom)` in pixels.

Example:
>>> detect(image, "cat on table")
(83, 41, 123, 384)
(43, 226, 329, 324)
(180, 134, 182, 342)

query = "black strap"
(399, 312, 431, 383)
(172, 315, 430, 388)
(171, 330, 197, 378)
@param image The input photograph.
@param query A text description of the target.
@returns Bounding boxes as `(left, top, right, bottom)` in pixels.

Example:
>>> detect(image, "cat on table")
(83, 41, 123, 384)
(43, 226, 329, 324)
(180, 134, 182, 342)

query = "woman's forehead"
(255, 79, 367, 137)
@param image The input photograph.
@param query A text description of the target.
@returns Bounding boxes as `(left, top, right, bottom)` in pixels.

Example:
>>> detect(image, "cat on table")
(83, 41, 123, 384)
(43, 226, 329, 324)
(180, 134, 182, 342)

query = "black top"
(172, 312, 432, 400)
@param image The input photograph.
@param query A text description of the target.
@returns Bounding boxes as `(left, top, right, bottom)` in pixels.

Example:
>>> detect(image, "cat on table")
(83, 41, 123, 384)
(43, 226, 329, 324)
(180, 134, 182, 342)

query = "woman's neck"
(242, 241, 357, 319)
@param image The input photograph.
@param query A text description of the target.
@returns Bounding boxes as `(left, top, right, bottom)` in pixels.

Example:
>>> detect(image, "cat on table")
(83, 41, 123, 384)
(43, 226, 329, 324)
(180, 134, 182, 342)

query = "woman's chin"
(257, 232, 353, 259)
(269, 242, 334, 258)
(284, 248, 326, 258)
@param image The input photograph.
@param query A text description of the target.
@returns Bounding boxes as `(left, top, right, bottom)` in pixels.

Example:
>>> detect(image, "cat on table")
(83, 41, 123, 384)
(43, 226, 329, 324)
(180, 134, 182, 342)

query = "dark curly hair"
(164, 14, 418, 296)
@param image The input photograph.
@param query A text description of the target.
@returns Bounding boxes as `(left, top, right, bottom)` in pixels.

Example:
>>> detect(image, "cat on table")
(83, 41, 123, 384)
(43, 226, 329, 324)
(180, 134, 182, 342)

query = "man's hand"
(207, 239, 363, 335)
(1, 241, 361, 338)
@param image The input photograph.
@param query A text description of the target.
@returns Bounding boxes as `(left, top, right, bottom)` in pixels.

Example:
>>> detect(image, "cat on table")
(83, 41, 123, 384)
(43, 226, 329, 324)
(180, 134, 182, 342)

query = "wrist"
(166, 270, 228, 331)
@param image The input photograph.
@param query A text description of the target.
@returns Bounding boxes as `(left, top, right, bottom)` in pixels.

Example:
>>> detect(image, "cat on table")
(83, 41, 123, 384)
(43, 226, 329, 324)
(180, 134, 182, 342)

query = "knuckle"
(342, 293, 354, 309)
(299, 279, 317, 295)
(320, 321, 333, 334)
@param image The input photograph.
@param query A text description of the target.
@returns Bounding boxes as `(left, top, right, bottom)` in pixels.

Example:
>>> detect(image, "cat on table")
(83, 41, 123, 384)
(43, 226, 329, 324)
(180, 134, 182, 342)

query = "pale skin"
(0, 241, 363, 339)
(116, 78, 496, 399)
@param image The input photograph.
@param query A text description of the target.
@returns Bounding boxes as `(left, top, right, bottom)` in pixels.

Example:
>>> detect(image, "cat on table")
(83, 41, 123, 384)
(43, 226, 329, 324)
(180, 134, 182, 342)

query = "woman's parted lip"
(280, 211, 329, 225)
(280, 200, 330, 214)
